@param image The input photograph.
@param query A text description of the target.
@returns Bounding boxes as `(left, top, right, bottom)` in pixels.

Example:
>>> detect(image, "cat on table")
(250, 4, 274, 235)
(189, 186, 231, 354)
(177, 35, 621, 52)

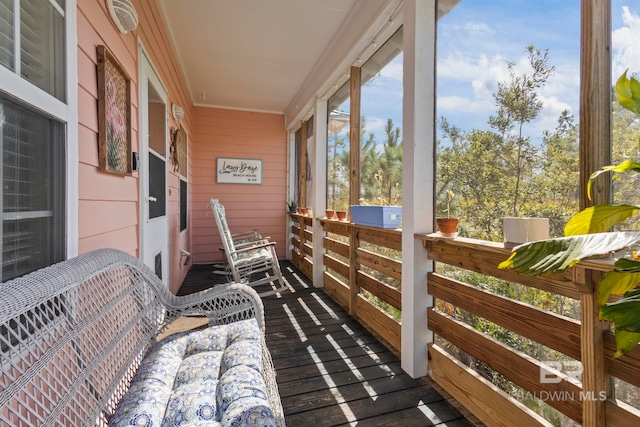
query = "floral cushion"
(109, 318, 275, 427)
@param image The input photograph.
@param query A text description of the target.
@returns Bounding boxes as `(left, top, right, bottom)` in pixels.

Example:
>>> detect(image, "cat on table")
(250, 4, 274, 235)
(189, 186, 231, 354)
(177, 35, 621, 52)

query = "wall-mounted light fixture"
(172, 104, 185, 121)
(106, 0, 139, 34)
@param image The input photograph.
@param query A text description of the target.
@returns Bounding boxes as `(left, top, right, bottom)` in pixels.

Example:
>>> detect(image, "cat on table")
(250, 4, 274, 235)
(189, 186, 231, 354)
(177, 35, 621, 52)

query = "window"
(1, 0, 66, 101)
(178, 125, 187, 232)
(0, 0, 69, 280)
(0, 94, 66, 281)
(436, 1, 580, 241)
(360, 27, 403, 206)
(326, 81, 350, 212)
(180, 179, 187, 232)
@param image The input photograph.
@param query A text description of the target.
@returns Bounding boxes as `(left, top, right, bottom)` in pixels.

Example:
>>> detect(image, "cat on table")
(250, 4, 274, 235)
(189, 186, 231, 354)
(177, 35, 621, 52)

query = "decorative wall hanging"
(170, 126, 181, 172)
(169, 104, 186, 174)
(216, 158, 262, 184)
(97, 45, 132, 175)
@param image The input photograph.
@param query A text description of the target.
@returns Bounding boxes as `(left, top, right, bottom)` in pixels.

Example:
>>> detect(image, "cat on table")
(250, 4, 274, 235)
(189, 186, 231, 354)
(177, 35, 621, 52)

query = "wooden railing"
(416, 234, 640, 427)
(319, 219, 402, 353)
(288, 213, 313, 278)
(288, 215, 640, 425)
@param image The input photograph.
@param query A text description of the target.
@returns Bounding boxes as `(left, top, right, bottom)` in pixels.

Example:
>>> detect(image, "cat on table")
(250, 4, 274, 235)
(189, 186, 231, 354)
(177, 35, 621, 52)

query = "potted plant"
(436, 190, 458, 237)
(285, 199, 297, 213)
(499, 70, 640, 357)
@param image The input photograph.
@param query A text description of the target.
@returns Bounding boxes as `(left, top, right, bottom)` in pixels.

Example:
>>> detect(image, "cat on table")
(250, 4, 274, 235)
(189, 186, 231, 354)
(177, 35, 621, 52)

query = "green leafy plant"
(499, 70, 640, 357)
(285, 199, 297, 212)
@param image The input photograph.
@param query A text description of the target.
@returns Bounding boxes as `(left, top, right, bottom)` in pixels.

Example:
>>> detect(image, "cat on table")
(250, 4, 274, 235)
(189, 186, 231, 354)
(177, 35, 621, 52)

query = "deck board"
(179, 261, 479, 427)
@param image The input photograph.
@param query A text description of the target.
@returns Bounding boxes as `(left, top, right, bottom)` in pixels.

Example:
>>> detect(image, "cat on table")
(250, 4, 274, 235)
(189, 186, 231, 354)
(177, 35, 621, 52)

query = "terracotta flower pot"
(325, 209, 335, 219)
(436, 217, 459, 237)
(300, 207, 308, 215)
(336, 211, 347, 221)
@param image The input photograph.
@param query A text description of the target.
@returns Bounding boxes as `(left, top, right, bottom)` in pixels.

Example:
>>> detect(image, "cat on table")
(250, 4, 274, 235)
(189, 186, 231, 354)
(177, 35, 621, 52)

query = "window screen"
(180, 179, 187, 232)
(149, 153, 166, 220)
(1, 94, 65, 281)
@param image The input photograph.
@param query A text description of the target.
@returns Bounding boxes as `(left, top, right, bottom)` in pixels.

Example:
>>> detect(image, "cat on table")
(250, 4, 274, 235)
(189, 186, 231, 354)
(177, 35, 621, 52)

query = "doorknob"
(146, 196, 157, 202)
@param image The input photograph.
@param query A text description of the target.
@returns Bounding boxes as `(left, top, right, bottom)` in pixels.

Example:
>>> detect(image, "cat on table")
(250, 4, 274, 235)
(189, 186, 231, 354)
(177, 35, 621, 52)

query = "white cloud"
(363, 116, 389, 136)
(612, 6, 640, 77)
(437, 95, 494, 114)
(532, 95, 574, 138)
(464, 22, 495, 37)
(437, 43, 580, 140)
(439, 53, 508, 98)
(379, 58, 403, 82)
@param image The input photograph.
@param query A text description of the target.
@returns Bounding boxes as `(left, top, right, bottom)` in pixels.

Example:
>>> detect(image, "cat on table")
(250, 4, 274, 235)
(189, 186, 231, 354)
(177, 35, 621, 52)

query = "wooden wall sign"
(216, 157, 262, 184)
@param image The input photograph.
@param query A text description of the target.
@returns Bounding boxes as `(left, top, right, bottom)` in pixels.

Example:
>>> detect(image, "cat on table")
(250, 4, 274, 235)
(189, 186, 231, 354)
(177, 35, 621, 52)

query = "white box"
(503, 217, 549, 248)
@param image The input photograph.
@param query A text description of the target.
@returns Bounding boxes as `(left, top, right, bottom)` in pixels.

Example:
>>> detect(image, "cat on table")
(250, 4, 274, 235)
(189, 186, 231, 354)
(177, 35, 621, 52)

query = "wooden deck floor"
(179, 261, 479, 427)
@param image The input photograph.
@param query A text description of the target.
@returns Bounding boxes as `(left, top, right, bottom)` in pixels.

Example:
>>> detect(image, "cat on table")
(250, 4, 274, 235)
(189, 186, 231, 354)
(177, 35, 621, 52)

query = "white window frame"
(0, 0, 79, 260)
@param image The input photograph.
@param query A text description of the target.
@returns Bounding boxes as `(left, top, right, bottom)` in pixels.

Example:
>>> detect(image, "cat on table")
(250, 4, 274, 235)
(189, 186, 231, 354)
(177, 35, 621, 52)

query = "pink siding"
(76, 1, 288, 291)
(192, 108, 288, 264)
(77, 0, 194, 294)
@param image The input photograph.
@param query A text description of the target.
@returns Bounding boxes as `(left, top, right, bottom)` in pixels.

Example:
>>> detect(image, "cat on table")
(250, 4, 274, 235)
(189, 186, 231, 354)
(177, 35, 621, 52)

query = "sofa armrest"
(163, 282, 265, 331)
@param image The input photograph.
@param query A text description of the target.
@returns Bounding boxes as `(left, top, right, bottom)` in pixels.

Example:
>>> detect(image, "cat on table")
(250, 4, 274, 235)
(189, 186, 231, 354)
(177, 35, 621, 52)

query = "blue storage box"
(350, 205, 402, 229)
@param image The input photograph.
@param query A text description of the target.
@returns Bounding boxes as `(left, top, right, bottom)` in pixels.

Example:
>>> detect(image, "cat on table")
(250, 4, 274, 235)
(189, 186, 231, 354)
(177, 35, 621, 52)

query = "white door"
(139, 49, 168, 284)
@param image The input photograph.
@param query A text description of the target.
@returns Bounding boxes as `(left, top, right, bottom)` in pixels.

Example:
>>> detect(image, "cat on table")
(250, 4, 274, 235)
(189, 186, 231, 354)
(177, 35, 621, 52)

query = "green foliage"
(498, 231, 640, 274)
(327, 115, 403, 210)
(437, 46, 576, 241)
(564, 205, 639, 235)
(500, 70, 640, 357)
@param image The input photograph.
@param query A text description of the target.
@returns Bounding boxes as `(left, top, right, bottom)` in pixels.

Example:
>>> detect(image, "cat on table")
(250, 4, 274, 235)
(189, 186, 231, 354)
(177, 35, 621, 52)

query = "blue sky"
(356, 1, 640, 147)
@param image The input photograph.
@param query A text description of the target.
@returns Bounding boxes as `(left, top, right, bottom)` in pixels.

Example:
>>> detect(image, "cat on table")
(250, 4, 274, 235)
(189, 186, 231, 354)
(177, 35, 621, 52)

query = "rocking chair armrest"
(231, 240, 276, 255)
(163, 282, 265, 330)
(234, 238, 272, 249)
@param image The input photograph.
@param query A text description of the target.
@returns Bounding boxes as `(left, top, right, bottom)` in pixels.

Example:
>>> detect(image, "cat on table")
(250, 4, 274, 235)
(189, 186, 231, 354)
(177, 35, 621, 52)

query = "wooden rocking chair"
(210, 198, 288, 297)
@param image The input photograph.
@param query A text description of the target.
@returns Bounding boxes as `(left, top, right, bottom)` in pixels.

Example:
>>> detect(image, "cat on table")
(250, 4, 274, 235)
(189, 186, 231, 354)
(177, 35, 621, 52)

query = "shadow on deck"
(179, 261, 481, 427)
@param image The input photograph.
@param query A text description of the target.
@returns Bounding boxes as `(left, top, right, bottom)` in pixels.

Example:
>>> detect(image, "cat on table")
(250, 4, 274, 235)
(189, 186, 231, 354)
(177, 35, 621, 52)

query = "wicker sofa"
(0, 248, 284, 426)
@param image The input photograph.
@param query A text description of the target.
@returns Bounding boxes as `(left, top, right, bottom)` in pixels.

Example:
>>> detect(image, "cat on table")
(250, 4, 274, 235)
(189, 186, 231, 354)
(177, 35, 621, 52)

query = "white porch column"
(401, 0, 436, 378)
(311, 99, 328, 287)
(286, 131, 297, 260)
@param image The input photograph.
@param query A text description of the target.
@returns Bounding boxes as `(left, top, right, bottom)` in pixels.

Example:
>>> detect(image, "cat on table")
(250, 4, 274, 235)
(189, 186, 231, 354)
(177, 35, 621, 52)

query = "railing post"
(312, 99, 328, 288)
(349, 225, 359, 317)
(576, 267, 608, 427)
(297, 215, 305, 270)
(579, 0, 611, 209)
(401, 0, 436, 378)
(299, 120, 308, 209)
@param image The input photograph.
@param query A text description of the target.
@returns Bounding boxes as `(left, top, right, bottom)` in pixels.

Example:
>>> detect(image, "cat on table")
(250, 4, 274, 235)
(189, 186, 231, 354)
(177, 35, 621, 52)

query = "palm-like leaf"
(613, 258, 640, 272)
(587, 161, 640, 199)
(564, 205, 639, 235)
(598, 258, 640, 309)
(500, 71, 640, 359)
(612, 330, 640, 357)
(498, 231, 640, 276)
(615, 70, 640, 115)
(598, 270, 640, 305)
(601, 289, 640, 356)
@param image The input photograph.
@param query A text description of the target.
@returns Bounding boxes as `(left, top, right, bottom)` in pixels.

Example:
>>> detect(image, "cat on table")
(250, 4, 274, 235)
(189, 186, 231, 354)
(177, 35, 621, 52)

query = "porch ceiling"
(159, 0, 364, 115)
